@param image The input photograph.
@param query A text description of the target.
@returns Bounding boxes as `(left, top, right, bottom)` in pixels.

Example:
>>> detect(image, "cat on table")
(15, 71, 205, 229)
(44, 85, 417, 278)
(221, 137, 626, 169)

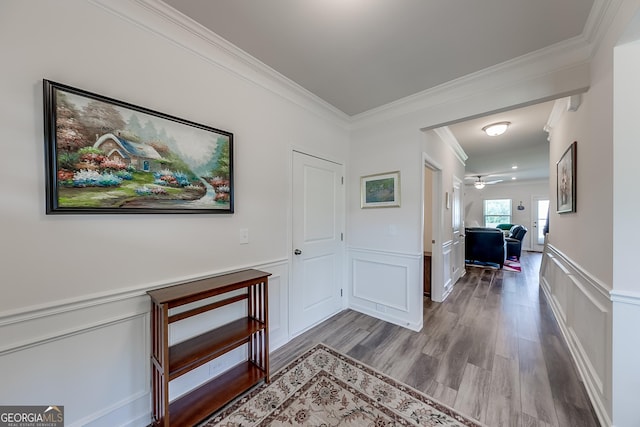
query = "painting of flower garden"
(43, 80, 233, 214)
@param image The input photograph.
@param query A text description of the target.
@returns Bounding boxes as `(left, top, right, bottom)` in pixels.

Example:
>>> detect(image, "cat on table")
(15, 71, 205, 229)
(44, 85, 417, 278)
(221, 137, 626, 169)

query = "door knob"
(294, 249, 302, 255)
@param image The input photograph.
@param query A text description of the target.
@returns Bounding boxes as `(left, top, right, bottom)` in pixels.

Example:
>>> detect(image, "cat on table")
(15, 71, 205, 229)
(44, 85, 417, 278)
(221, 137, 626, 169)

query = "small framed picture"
(361, 171, 400, 208)
(556, 141, 577, 213)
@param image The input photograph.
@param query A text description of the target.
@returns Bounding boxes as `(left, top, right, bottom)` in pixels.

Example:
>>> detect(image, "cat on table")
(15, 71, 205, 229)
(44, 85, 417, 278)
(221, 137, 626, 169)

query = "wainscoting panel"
(549, 254, 570, 321)
(352, 259, 409, 311)
(0, 260, 288, 427)
(0, 311, 151, 427)
(348, 247, 422, 331)
(540, 245, 612, 427)
(451, 238, 462, 284)
(442, 240, 453, 300)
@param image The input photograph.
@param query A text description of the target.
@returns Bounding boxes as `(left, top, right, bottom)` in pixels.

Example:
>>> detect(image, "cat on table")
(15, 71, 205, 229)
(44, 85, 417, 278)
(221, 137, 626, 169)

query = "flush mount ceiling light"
(482, 121, 511, 136)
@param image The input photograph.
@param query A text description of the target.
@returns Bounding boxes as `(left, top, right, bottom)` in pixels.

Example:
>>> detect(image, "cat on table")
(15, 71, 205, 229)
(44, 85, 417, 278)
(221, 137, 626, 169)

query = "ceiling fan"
(468, 175, 503, 189)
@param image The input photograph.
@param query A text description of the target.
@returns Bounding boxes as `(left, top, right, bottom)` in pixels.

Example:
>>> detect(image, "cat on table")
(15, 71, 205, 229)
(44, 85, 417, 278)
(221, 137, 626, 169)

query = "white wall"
(346, 126, 424, 329)
(543, 82, 614, 427)
(612, 12, 640, 426)
(539, 2, 640, 425)
(0, 1, 348, 425)
(465, 180, 549, 251)
(547, 93, 613, 285)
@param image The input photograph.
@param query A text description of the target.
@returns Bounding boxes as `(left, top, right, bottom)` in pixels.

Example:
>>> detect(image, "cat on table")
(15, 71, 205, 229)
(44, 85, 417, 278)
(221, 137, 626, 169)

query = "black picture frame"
(556, 141, 576, 214)
(43, 79, 233, 214)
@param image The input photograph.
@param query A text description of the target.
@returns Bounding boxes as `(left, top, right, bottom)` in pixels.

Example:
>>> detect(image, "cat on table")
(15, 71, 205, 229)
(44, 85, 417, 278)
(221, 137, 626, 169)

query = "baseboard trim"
(349, 304, 422, 332)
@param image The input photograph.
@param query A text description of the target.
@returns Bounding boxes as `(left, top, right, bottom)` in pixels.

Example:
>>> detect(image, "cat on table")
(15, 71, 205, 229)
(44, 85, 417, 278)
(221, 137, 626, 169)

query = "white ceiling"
(163, 0, 597, 184)
(449, 100, 555, 184)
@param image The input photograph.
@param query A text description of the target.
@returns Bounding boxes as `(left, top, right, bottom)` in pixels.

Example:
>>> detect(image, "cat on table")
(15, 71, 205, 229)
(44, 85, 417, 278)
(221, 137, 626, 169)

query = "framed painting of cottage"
(556, 141, 576, 214)
(360, 171, 400, 208)
(43, 80, 233, 214)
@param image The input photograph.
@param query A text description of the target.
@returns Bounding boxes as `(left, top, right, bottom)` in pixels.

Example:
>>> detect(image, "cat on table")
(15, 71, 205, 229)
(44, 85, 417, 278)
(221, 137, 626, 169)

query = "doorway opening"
(423, 155, 446, 302)
(423, 167, 433, 299)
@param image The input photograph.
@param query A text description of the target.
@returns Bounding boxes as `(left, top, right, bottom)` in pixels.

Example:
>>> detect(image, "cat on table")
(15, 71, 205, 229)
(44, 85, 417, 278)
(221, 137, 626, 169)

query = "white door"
(291, 152, 344, 335)
(531, 197, 550, 252)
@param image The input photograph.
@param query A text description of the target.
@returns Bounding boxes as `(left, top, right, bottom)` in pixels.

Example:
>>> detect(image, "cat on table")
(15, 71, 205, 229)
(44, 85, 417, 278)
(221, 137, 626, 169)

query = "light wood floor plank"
(519, 337, 559, 425)
(486, 354, 521, 427)
(425, 381, 458, 408)
(454, 363, 492, 422)
(467, 317, 498, 370)
(435, 322, 474, 389)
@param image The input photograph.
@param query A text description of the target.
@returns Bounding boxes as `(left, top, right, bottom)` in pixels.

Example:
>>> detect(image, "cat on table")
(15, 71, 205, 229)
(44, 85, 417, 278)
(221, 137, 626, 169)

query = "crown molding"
(433, 127, 468, 166)
(89, 0, 350, 128)
(583, 0, 625, 48)
(544, 97, 571, 139)
(350, 1, 618, 128)
(351, 33, 592, 129)
(90, 0, 618, 132)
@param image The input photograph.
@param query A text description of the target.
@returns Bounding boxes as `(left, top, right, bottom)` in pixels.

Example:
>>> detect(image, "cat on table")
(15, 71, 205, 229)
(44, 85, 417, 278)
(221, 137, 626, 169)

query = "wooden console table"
(147, 269, 271, 427)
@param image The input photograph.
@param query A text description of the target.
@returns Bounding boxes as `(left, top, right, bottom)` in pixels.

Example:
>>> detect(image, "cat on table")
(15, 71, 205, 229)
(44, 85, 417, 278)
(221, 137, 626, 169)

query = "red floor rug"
(503, 258, 522, 272)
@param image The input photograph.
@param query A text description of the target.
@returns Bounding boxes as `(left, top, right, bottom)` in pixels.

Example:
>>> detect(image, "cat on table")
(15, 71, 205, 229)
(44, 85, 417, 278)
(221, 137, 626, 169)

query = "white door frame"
(423, 154, 445, 302)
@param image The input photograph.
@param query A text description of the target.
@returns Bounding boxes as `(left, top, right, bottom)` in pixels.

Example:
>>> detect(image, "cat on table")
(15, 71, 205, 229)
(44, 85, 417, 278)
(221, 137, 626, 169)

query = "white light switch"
(239, 228, 249, 244)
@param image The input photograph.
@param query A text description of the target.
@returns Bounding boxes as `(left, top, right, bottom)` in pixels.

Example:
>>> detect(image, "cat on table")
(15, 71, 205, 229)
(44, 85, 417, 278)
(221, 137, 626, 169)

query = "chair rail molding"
(0, 259, 288, 427)
(609, 289, 640, 305)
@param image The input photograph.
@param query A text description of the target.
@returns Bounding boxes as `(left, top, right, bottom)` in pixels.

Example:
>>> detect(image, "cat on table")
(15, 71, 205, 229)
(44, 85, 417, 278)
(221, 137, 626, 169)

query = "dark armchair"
(506, 225, 527, 260)
(465, 227, 506, 268)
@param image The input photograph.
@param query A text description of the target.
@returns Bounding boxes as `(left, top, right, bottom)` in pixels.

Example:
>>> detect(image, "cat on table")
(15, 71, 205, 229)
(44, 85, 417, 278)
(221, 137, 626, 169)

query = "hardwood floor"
(270, 252, 600, 427)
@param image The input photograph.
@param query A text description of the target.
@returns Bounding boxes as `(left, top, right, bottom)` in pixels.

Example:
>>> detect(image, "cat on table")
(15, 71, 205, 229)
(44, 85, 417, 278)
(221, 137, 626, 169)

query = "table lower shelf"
(168, 361, 266, 427)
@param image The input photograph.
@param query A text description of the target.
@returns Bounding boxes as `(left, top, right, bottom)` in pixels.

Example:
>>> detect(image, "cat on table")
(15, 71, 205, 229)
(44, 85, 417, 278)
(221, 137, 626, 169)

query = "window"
(483, 199, 511, 228)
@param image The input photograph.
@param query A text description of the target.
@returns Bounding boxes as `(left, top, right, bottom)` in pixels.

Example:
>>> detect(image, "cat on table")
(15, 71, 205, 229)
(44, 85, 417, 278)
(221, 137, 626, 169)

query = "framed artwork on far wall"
(556, 141, 577, 213)
(43, 79, 233, 214)
(360, 171, 400, 208)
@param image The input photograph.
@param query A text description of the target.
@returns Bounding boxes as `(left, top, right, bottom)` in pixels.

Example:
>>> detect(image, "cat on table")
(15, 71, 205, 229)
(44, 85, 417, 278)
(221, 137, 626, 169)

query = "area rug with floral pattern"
(200, 343, 483, 426)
